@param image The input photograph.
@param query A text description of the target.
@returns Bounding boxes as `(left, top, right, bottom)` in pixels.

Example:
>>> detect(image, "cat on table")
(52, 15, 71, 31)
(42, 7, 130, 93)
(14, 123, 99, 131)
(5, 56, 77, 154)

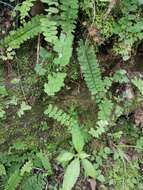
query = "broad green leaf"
(71, 125, 85, 153)
(78, 152, 90, 159)
(57, 151, 74, 163)
(62, 158, 80, 190)
(82, 159, 96, 179)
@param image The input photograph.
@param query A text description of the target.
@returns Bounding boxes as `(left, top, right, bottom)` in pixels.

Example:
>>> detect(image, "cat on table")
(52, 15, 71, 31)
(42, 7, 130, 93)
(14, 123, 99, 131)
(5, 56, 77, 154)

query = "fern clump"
(44, 104, 76, 127)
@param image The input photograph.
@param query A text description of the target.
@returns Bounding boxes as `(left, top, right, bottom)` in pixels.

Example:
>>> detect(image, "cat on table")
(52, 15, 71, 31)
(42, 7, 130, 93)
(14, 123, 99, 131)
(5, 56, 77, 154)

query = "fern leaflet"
(44, 104, 76, 127)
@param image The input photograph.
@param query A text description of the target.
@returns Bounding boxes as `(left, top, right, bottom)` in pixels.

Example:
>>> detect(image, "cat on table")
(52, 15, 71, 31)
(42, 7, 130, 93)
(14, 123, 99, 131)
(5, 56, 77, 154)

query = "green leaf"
(82, 159, 96, 179)
(78, 152, 90, 159)
(0, 164, 6, 176)
(62, 158, 80, 190)
(44, 72, 66, 96)
(71, 125, 85, 153)
(57, 151, 74, 163)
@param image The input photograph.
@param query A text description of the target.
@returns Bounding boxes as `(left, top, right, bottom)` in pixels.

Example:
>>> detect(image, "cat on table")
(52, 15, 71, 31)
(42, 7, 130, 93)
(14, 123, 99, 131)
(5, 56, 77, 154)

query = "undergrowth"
(0, 0, 143, 189)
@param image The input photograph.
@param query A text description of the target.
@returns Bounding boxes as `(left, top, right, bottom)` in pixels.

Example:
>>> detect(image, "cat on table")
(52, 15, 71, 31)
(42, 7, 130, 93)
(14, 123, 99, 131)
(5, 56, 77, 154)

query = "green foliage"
(0, 164, 6, 176)
(1, 0, 143, 189)
(17, 101, 31, 117)
(2, 15, 43, 49)
(14, 0, 36, 22)
(53, 33, 73, 67)
(40, 17, 58, 45)
(78, 41, 105, 97)
(62, 158, 80, 190)
(60, 0, 79, 32)
(22, 174, 46, 190)
(20, 160, 33, 176)
(113, 0, 143, 60)
(82, 159, 96, 179)
(71, 124, 85, 153)
(44, 104, 76, 127)
(44, 72, 66, 96)
(4, 170, 21, 190)
(57, 151, 74, 163)
(36, 152, 52, 174)
(132, 77, 143, 96)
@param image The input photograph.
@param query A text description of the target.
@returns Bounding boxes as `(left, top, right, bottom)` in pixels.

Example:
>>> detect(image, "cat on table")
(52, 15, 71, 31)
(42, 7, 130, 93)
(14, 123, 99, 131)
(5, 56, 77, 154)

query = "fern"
(60, 0, 79, 32)
(98, 98, 114, 122)
(53, 33, 73, 67)
(40, 17, 58, 45)
(40, 0, 59, 45)
(132, 77, 143, 96)
(20, 160, 33, 176)
(4, 170, 21, 190)
(44, 72, 66, 96)
(44, 104, 76, 127)
(2, 15, 43, 49)
(22, 174, 46, 190)
(14, 0, 37, 21)
(78, 40, 105, 98)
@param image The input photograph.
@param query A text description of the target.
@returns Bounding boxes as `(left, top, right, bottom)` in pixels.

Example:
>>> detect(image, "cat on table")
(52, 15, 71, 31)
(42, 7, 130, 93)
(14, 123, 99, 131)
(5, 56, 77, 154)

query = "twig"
(45, 182, 49, 190)
(36, 33, 41, 65)
(0, 1, 14, 9)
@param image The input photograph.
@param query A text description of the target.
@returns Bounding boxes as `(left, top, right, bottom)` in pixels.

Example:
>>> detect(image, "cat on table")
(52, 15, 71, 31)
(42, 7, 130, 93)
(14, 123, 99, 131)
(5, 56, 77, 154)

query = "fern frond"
(44, 72, 66, 96)
(44, 104, 76, 127)
(40, 0, 59, 44)
(22, 174, 46, 190)
(2, 15, 43, 49)
(98, 98, 114, 121)
(20, 160, 33, 176)
(78, 40, 105, 97)
(132, 77, 143, 96)
(60, 0, 79, 32)
(53, 33, 73, 67)
(4, 170, 21, 190)
(40, 17, 58, 45)
(14, 0, 36, 21)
